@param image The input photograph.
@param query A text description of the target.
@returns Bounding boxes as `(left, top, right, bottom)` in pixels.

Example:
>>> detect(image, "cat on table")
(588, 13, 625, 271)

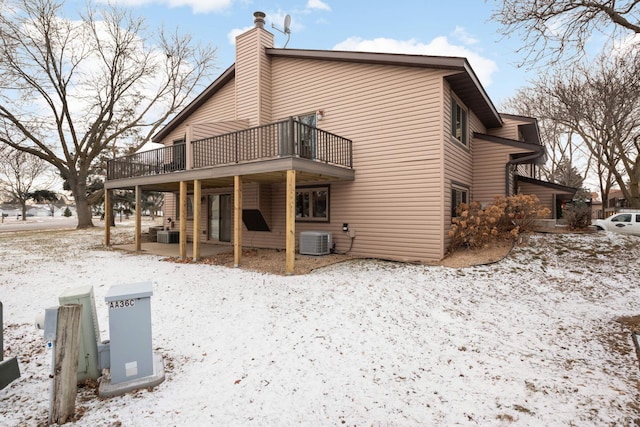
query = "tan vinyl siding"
(473, 136, 545, 205)
(472, 138, 513, 205)
(159, 79, 238, 146)
(267, 58, 447, 262)
(258, 34, 273, 125)
(443, 92, 471, 249)
(517, 181, 556, 219)
(487, 116, 522, 140)
(243, 183, 284, 249)
(516, 163, 534, 178)
(235, 30, 259, 126)
(163, 192, 198, 240)
(192, 120, 250, 140)
(164, 193, 176, 225)
(235, 28, 274, 126)
(442, 87, 488, 250)
(243, 183, 273, 219)
(191, 79, 237, 125)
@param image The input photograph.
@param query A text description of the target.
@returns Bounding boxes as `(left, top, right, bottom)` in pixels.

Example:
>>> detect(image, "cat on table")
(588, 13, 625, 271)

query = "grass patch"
(513, 404, 534, 414)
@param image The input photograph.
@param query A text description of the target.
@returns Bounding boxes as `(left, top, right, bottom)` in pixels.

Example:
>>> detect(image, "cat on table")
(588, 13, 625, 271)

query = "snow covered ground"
(1, 223, 639, 426)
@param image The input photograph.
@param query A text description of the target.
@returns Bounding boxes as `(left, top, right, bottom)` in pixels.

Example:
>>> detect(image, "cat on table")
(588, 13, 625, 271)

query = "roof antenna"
(272, 14, 291, 48)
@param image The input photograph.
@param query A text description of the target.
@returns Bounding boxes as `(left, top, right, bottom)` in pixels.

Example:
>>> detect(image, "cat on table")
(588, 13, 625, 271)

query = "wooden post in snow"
(179, 181, 188, 259)
(50, 304, 82, 425)
(285, 169, 296, 275)
(104, 190, 111, 246)
(233, 175, 243, 268)
(135, 186, 141, 251)
(193, 179, 201, 261)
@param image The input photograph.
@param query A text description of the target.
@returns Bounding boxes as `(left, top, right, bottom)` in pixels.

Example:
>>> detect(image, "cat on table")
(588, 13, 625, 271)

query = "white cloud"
(452, 26, 478, 45)
(227, 25, 253, 45)
(307, 0, 331, 11)
(610, 32, 640, 56)
(333, 36, 498, 88)
(96, 0, 232, 14)
(269, 10, 301, 33)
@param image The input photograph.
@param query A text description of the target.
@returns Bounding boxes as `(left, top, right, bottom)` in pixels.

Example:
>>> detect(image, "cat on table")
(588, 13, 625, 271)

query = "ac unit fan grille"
(299, 231, 332, 256)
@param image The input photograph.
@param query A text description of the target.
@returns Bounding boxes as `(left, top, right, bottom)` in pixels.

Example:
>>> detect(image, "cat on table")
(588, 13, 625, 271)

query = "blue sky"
(69, 0, 534, 107)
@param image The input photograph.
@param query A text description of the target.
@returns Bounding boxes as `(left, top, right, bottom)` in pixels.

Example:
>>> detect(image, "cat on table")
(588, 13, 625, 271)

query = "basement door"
(208, 194, 232, 242)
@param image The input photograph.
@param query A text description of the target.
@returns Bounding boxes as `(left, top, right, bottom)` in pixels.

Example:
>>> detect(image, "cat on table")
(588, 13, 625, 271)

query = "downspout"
(506, 151, 546, 196)
(505, 161, 515, 197)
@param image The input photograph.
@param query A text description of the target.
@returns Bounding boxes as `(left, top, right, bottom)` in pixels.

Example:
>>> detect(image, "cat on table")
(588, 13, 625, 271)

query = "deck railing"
(107, 118, 352, 180)
(107, 144, 186, 180)
(192, 118, 352, 168)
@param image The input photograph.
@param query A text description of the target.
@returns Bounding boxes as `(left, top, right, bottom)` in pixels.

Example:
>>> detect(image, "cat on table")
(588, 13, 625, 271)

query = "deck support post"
(286, 169, 296, 275)
(193, 179, 201, 261)
(179, 181, 187, 259)
(135, 186, 141, 252)
(233, 176, 243, 267)
(104, 190, 111, 246)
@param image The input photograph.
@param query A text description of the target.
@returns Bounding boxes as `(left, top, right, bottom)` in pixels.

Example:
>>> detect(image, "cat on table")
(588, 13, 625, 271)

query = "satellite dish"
(284, 14, 291, 34)
(272, 14, 292, 48)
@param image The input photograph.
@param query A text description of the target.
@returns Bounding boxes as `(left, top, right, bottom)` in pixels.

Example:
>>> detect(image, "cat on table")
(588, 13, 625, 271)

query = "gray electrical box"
(105, 282, 154, 385)
(59, 286, 101, 382)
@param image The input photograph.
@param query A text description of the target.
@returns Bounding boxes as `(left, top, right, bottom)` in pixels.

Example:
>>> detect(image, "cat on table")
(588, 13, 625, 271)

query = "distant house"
(602, 189, 633, 217)
(104, 11, 574, 273)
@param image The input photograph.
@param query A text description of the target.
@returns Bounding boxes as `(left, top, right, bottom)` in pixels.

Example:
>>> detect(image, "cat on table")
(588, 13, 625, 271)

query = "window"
(175, 195, 194, 220)
(611, 214, 631, 223)
(451, 186, 468, 219)
(298, 113, 317, 159)
(169, 138, 186, 171)
(451, 98, 468, 145)
(296, 186, 328, 222)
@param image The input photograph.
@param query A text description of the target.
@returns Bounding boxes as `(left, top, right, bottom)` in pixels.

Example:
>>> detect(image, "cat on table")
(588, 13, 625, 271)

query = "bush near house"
(563, 202, 592, 230)
(449, 194, 550, 251)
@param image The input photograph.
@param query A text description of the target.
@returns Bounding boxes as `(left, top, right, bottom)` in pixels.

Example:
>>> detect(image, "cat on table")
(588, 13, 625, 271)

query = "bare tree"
(0, 148, 53, 219)
(502, 88, 589, 183)
(142, 191, 164, 219)
(539, 53, 640, 208)
(492, 0, 640, 66)
(0, 0, 216, 228)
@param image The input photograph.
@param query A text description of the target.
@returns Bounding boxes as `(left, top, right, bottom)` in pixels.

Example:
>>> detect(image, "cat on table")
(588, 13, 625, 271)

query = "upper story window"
(451, 98, 468, 145)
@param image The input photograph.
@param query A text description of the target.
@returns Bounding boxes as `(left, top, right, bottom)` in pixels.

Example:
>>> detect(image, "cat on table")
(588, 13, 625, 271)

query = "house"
(104, 11, 574, 274)
(603, 189, 631, 217)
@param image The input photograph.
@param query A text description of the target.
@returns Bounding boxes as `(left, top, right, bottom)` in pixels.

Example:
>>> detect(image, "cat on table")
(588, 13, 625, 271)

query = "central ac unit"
(299, 231, 332, 256)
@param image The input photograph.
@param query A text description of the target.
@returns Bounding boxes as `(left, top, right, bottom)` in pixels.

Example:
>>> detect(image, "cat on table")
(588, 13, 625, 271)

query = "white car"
(593, 210, 640, 236)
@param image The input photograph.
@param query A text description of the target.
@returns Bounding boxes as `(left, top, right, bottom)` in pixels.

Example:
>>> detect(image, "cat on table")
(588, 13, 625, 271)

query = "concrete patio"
(113, 241, 233, 258)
